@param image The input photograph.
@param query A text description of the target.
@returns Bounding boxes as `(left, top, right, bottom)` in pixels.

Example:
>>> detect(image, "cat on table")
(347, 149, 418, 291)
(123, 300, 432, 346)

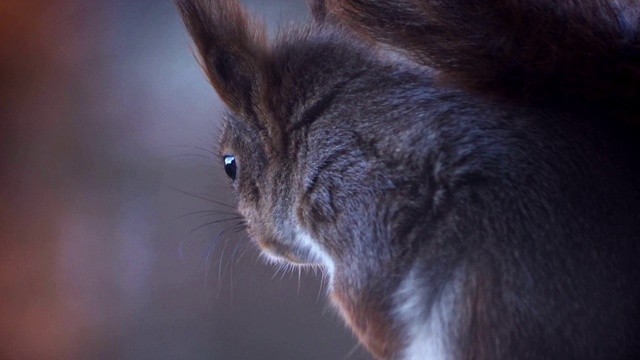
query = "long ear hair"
(325, 0, 640, 123)
(308, 0, 343, 26)
(176, 0, 267, 115)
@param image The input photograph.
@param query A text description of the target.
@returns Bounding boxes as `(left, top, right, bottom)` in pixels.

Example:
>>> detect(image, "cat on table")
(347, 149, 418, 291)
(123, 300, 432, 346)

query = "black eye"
(223, 155, 237, 180)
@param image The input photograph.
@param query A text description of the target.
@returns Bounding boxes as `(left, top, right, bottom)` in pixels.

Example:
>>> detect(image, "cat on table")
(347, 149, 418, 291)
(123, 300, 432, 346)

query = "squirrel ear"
(324, 0, 426, 57)
(177, 0, 266, 114)
(309, 0, 329, 23)
(309, 0, 344, 26)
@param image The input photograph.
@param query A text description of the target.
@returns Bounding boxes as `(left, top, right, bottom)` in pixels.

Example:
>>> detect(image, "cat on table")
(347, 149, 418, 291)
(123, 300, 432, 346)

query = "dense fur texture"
(176, 0, 640, 359)
(325, 0, 640, 124)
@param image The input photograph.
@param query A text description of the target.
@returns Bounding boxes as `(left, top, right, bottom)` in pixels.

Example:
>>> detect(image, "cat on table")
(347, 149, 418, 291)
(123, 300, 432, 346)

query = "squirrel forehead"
(260, 29, 375, 107)
(220, 31, 386, 138)
(177, 0, 399, 137)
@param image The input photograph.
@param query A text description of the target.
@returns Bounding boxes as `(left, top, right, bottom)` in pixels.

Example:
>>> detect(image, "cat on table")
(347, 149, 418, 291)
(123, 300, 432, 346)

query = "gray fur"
(177, 1, 640, 359)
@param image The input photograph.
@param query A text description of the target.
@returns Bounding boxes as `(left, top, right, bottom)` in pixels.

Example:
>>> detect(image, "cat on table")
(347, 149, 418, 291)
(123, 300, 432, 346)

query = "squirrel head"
(177, 3, 452, 355)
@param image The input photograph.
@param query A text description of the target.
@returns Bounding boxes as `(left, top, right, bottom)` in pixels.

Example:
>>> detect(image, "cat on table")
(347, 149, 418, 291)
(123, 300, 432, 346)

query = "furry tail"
(321, 0, 640, 123)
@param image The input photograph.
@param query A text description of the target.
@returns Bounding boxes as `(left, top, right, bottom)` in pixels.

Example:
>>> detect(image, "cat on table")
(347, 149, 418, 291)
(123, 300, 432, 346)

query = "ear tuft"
(309, 0, 328, 23)
(176, 0, 267, 114)
(309, 0, 345, 26)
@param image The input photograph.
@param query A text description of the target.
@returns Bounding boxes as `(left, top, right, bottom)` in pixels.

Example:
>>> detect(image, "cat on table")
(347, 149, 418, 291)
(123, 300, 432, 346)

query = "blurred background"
(0, 0, 371, 359)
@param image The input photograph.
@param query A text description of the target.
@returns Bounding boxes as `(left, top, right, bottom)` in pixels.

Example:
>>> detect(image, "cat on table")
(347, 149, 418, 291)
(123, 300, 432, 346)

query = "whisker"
(163, 184, 236, 209)
(190, 217, 244, 233)
(228, 240, 243, 301)
(216, 227, 240, 297)
(215, 236, 231, 298)
(234, 237, 251, 264)
(280, 264, 291, 281)
(317, 268, 327, 303)
(176, 209, 239, 220)
(203, 222, 246, 287)
(168, 144, 217, 155)
(231, 235, 247, 269)
(271, 266, 281, 280)
(223, 232, 249, 288)
(342, 342, 364, 360)
(165, 153, 212, 160)
(179, 220, 241, 263)
(192, 145, 217, 155)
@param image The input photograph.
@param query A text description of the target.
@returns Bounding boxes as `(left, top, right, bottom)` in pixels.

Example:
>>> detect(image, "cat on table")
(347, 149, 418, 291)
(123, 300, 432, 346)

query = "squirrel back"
(322, 0, 640, 126)
(177, 1, 640, 359)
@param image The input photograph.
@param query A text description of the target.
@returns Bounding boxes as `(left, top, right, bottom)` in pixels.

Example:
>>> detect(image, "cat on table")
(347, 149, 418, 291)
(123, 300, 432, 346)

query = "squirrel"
(176, 0, 640, 359)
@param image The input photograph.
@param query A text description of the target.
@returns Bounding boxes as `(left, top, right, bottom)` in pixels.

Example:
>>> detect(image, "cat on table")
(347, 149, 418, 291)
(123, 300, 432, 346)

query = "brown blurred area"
(0, 1, 370, 359)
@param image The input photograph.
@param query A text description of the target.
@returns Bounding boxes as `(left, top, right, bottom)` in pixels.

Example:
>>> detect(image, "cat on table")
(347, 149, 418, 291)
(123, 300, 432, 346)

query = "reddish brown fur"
(331, 287, 402, 359)
(322, 0, 640, 124)
(177, 0, 267, 114)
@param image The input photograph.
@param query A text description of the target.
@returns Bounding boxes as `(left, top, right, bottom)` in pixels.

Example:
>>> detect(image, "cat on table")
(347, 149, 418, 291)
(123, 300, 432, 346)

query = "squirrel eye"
(223, 155, 237, 180)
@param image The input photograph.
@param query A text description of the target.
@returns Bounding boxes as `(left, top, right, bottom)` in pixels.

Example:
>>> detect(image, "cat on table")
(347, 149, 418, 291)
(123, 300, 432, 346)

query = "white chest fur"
(394, 267, 459, 360)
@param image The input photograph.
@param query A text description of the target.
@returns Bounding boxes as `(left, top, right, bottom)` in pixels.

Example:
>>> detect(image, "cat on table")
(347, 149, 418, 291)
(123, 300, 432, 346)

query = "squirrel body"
(177, 1, 640, 359)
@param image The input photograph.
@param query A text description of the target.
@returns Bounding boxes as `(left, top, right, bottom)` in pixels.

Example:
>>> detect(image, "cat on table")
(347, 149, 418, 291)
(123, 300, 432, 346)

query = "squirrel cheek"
(299, 186, 337, 228)
(248, 230, 294, 263)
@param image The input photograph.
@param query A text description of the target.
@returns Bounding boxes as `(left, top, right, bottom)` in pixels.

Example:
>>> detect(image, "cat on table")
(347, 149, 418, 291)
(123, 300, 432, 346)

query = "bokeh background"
(0, 1, 371, 359)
